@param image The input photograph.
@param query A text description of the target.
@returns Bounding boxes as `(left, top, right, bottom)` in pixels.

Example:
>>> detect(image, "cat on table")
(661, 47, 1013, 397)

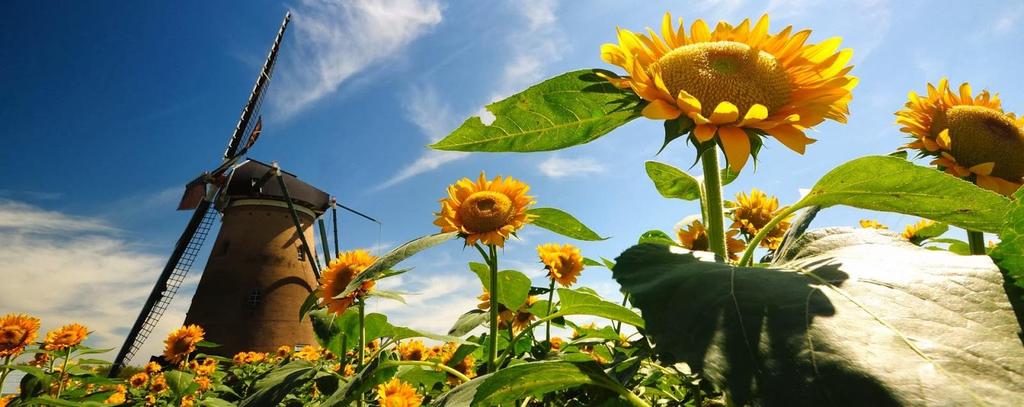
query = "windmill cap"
(218, 159, 330, 214)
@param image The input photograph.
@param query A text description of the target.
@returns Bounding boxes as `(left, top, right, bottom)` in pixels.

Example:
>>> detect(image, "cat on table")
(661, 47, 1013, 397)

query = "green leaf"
(298, 289, 320, 321)
(927, 238, 971, 255)
(613, 229, 1024, 405)
(448, 309, 489, 336)
(390, 326, 468, 344)
(471, 265, 532, 310)
(797, 156, 1010, 233)
(527, 207, 606, 241)
(371, 290, 407, 303)
(645, 161, 701, 201)
(195, 340, 220, 348)
(431, 361, 610, 406)
(659, 116, 695, 154)
(556, 289, 644, 328)
(720, 166, 739, 186)
(164, 370, 196, 397)
(239, 360, 317, 407)
(322, 356, 397, 406)
(582, 257, 603, 267)
(638, 230, 676, 246)
(908, 221, 949, 245)
(991, 189, 1024, 290)
(309, 308, 356, 355)
(430, 69, 643, 152)
(201, 398, 238, 407)
(342, 232, 458, 298)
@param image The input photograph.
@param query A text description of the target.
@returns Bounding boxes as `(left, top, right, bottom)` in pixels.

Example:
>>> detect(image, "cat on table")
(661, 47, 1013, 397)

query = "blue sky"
(2, 0, 1023, 367)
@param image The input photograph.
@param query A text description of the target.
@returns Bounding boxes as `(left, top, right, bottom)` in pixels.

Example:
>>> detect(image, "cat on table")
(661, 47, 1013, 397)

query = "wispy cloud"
(537, 156, 606, 178)
(376, 86, 466, 190)
(272, 0, 444, 117)
(0, 200, 193, 365)
(368, 270, 480, 334)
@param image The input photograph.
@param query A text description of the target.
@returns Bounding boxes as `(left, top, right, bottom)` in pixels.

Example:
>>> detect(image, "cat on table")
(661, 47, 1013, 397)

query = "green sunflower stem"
(967, 230, 986, 255)
(0, 355, 12, 391)
(700, 144, 728, 260)
(357, 298, 366, 407)
(738, 205, 801, 266)
(487, 244, 500, 373)
(56, 348, 71, 398)
(545, 278, 555, 343)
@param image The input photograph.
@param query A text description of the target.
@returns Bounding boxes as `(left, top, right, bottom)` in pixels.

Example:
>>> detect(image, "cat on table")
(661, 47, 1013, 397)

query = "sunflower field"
(3, 12, 1024, 407)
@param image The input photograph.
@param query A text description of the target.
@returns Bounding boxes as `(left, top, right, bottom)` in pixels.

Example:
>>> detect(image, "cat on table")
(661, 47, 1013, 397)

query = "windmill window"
(246, 289, 262, 308)
(297, 245, 305, 261)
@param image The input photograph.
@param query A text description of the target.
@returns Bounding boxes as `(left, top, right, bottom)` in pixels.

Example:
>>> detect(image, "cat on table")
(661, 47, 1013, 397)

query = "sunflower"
(149, 374, 168, 394)
(129, 372, 149, 388)
(376, 378, 423, 407)
(601, 13, 856, 171)
(537, 243, 585, 287)
(897, 79, 1024, 196)
(162, 325, 204, 365)
(859, 219, 887, 229)
(476, 292, 536, 332)
(0, 313, 40, 357)
(194, 376, 212, 392)
(397, 340, 426, 361)
(439, 346, 475, 385)
(675, 217, 746, 260)
(434, 172, 536, 247)
(342, 363, 355, 377)
(28, 352, 49, 367)
(549, 337, 564, 352)
(902, 219, 938, 245)
(727, 189, 793, 250)
(276, 345, 292, 358)
(295, 345, 322, 362)
(144, 362, 162, 375)
(104, 384, 126, 405)
(319, 249, 378, 315)
(43, 323, 89, 351)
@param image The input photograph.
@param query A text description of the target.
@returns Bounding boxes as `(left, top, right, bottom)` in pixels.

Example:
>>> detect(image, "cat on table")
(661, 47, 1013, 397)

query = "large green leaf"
(556, 289, 644, 328)
(527, 207, 606, 241)
(645, 161, 702, 201)
(164, 370, 197, 397)
(430, 69, 643, 152)
(341, 232, 458, 298)
(470, 263, 532, 309)
(322, 356, 397, 406)
(992, 189, 1024, 290)
(431, 361, 609, 406)
(448, 309, 489, 336)
(797, 156, 1010, 233)
(309, 309, 393, 354)
(239, 361, 317, 407)
(613, 228, 1024, 405)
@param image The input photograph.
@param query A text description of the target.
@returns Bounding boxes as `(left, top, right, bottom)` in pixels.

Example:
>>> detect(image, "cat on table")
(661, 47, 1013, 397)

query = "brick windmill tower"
(109, 13, 378, 375)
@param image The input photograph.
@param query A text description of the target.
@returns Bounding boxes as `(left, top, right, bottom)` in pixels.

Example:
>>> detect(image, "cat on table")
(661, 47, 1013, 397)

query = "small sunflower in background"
(397, 339, 426, 361)
(727, 189, 793, 250)
(0, 313, 40, 358)
(902, 219, 940, 245)
(859, 219, 888, 229)
(675, 217, 746, 260)
(537, 243, 585, 287)
(434, 172, 536, 247)
(601, 13, 856, 170)
(163, 324, 204, 365)
(376, 378, 423, 407)
(319, 249, 378, 315)
(43, 323, 89, 351)
(897, 78, 1024, 196)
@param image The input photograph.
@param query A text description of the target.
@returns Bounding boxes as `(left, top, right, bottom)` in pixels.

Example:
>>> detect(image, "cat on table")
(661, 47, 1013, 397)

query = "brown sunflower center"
(936, 105, 1024, 180)
(459, 191, 514, 233)
(0, 327, 27, 346)
(654, 41, 792, 118)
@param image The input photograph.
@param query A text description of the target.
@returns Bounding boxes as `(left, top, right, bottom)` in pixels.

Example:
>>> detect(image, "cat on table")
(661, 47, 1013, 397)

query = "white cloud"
(272, 0, 444, 117)
(0, 200, 194, 366)
(537, 156, 606, 178)
(376, 86, 467, 190)
(488, 0, 563, 102)
(367, 273, 480, 335)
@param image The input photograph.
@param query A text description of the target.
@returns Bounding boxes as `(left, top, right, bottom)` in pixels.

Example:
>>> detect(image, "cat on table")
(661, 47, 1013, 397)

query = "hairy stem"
(487, 244, 499, 373)
(738, 205, 802, 266)
(357, 299, 366, 407)
(700, 145, 727, 259)
(545, 279, 555, 342)
(967, 230, 986, 255)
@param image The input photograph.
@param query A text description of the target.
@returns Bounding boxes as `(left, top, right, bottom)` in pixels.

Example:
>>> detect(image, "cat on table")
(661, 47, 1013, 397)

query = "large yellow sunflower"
(163, 325, 204, 365)
(319, 249, 378, 314)
(434, 172, 535, 247)
(376, 378, 423, 407)
(727, 188, 793, 250)
(601, 13, 856, 170)
(0, 313, 40, 358)
(43, 323, 89, 351)
(676, 218, 746, 260)
(537, 243, 585, 287)
(896, 79, 1024, 196)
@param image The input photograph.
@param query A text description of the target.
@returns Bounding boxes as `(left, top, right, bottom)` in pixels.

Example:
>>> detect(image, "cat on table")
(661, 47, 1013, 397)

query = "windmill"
(109, 12, 378, 376)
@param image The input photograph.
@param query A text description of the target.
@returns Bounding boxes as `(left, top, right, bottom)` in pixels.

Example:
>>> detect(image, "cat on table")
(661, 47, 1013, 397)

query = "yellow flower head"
(376, 378, 423, 407)
(194, 376, 212, 392)
(162, 325, 204, 365)
(675, 218, 746, 260)
(104, 384, 126, 405)
(343, 363, 356, 377)
(44, 323, 89, 351)
(276, 345, 292, 358)
(28, 352, 49, 367)
(149, 374, 168, 394)
(602, 13, 856, 171)
(397, 340, 427, 361)
(510, 296, 540, 333)
(902, 219, 937, 244)
(727, 189, 793, 250)
(537, 243, 585, 287)
(896, 79, 1024, 196)
(476, 293, 537, 332)
(859, 219, 887, 229)
(440, 346, 475, 385)
(0, 395, 15, 407)
(319, 249, 378, 315)
(549, 337, 564, 351)
(295, 345, 322, 362)
(144, 361, 162, 375)
(0, 313, 40, 358)
(180, 394, 195, 407)
(129, 372, 149, 388)
(434, 172, 536, 247)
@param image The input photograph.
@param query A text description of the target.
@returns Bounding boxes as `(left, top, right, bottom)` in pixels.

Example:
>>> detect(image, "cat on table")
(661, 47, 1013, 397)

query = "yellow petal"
(641, 99, 682, 120)
(675, 90, 702, 113)
(936, 129, 951, 150)
(693, 124, 717, 143)
(737, 104, 768, 126)
(718, 127, 751, 171)
(767, 125, 816, 154)
(969, 162, 995, 176)
(709, 101, 739, 124)
(690, 19, 711, 42)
